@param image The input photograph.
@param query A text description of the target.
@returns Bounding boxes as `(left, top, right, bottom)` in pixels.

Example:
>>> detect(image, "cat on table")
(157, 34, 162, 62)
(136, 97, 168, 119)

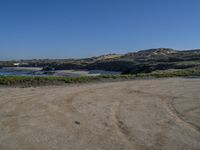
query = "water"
(0, 69, 47, 76)
(0, 68, 121, 77)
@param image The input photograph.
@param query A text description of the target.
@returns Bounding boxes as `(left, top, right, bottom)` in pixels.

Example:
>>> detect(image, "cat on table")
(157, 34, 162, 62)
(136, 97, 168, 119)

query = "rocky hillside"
(1, 48, 200, 74)
(84, 48, 200, 74)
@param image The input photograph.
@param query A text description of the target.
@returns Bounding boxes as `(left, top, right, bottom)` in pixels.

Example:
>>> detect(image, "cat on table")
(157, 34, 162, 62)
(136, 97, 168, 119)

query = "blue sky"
(0, 0, 200, 60)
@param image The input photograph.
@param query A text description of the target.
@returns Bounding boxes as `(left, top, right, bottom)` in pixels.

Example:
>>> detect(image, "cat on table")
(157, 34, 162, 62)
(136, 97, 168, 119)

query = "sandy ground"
(54, 70, 121, 77)
(0, 78, 200, 150)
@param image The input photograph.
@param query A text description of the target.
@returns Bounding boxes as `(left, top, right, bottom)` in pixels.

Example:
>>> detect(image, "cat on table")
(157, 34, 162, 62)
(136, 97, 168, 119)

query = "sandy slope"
(0, 78, 200, 150)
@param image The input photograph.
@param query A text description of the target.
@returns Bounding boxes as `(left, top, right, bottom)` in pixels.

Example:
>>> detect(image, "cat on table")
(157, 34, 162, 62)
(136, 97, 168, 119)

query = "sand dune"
(0, 78, 200, 150)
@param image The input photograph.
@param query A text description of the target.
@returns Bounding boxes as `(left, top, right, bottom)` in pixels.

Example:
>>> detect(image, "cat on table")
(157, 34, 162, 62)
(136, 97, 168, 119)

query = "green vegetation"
(0, 76, 98, 87)
(0, 74, 136, 87)
(0, 68, 199, 87)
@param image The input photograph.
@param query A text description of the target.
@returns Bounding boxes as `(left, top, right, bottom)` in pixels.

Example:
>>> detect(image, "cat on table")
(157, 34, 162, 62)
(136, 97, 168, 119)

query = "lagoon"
(0, 67, 121, 77)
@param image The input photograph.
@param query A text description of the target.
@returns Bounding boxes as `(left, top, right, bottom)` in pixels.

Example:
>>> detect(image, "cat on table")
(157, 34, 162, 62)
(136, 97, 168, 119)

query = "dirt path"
(0, 78, 200, 150)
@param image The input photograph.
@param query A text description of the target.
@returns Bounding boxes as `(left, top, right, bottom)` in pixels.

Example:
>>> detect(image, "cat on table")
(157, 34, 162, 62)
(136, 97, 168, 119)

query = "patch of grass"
(0, 75, 135, 87)
(0, 76, 97, 87)
(0, 68, 199, 87)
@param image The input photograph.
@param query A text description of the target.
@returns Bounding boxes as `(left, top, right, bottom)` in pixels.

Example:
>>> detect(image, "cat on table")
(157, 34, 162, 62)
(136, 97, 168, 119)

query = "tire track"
(182, 105, 200, 115)
(65, 85, 115, 114)
(127, 88, 200, 134)
(166, 96, 200, 134)
(63, 84, 133, 146)
(124, 88, 200, 149)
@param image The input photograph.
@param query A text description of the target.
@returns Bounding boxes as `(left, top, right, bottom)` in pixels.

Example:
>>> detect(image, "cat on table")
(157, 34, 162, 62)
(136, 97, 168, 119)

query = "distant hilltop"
(0, 48, 200, 74)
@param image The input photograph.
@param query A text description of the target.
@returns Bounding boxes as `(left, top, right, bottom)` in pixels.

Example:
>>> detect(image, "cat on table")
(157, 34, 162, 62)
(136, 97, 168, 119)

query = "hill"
(1, 48, 200, 74)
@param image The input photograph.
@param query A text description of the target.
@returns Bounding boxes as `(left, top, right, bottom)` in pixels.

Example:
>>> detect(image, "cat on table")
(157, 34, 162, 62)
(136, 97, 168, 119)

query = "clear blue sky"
(0, 0, 200, 60)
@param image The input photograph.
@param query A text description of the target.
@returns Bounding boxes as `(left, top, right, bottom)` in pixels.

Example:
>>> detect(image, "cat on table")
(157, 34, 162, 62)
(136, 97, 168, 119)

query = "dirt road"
(0, 78, 200, 150)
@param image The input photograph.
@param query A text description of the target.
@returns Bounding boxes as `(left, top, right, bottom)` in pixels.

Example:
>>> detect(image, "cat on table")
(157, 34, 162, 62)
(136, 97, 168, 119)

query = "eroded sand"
(0, 78, 200, 150)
